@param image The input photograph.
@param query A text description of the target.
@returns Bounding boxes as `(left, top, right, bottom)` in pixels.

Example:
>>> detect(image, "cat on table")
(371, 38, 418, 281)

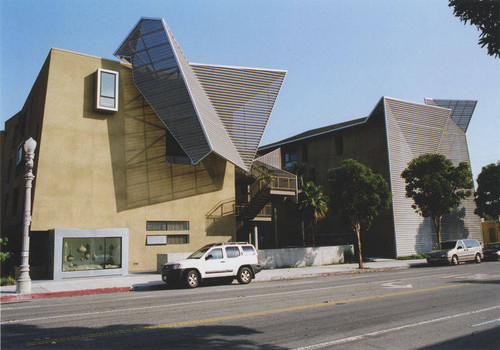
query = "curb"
(0, 287, 131, 303)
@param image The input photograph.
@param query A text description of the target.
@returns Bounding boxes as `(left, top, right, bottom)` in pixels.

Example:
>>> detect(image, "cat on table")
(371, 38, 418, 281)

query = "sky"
(1, 0, 499, 180)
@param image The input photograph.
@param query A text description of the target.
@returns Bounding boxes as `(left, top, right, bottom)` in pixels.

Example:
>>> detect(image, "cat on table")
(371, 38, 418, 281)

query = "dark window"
(146, 221, 189, 231)
(242, 246, 256, 255)
(16, 143, 23, 165)
(225, 247, 240, 258)
(167, 235, 189, 244)
(334, 133, 344, 156)
(284, 151, 297, 168)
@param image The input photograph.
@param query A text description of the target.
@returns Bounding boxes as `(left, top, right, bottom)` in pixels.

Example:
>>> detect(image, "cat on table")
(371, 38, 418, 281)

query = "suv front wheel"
(237, 267, 252, 284)
(185, 270, 200, 288)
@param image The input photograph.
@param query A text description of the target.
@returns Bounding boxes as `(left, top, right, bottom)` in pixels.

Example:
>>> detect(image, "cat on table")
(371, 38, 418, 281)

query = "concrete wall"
(258, 245, 352, 269)
(156, 245, 353, 272)
(24, 48, 236, 272)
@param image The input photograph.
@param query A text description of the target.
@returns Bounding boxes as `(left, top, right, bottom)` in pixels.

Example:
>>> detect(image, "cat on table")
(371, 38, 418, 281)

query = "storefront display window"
(62, 237, 122, 271)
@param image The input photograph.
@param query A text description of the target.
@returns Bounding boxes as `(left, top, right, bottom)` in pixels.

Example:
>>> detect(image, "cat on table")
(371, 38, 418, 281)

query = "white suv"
(161, 242, 261, 288)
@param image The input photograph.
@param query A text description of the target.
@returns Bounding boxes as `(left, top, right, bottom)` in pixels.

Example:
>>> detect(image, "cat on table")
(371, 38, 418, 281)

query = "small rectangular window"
(146, 235, 167, 245)
(146, 221, 189, 231)
(96, 69, 119, 112)
(167, 235, 189, 244)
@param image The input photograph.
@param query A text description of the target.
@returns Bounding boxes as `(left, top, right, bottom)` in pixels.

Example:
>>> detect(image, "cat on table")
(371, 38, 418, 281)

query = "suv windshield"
(485, 242, 500, 250)
(187, 245, 211, 259)
(440, 241, 457, 250)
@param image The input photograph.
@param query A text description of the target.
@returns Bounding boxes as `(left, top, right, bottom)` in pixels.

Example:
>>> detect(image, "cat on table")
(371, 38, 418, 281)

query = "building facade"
(259, 97, 482, 257)
(0, 18, 287, 279)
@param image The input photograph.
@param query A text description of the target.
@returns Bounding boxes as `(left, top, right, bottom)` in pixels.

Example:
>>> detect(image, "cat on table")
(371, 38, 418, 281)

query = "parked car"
(483, 242, 500, 261)
(426, 239, 483, 265)
(161, 242, 261, 288)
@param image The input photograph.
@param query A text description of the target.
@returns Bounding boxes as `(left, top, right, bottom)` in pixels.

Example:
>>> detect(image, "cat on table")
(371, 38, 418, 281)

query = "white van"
(426, 239, 483, 265)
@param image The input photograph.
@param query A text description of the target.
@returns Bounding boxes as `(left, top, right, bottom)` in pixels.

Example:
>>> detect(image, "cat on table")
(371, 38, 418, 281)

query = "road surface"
(2, 261, 499, 349)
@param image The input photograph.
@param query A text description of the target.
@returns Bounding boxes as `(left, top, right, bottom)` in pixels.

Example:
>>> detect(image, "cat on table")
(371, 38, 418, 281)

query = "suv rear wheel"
(237, 267, 252, 284)
(451, 255, 459, 266)
(185, 270, 200, 288)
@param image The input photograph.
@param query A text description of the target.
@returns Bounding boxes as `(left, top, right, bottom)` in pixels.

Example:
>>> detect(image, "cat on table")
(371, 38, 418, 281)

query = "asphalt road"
(2, 261, 499, 349)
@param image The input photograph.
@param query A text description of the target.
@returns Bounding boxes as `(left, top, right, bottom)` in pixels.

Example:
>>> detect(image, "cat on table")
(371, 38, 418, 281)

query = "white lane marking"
(381, 282, 413, 289)
(295, 305, 500, 350)
(472, 318, 500, 327)
(1, 272, 454, 312)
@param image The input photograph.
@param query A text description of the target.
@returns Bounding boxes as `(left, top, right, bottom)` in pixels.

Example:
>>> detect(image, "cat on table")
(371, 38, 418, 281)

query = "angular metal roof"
(424, 98, 477, 133)
(115, 18, 285, 172)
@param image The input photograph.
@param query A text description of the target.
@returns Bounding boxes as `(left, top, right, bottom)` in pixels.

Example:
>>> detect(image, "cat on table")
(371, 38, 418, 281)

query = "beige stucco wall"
(31, 49, 236, 271)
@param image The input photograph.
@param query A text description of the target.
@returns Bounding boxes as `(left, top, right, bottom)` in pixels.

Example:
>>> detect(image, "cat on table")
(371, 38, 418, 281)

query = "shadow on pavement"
(416, 326, 500, 349)
(2, 323, 287, 349)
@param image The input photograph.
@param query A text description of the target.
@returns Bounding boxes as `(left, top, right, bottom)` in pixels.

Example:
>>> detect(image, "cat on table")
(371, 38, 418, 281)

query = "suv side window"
(226, 247, 240, 258)
(242, 246, 256, 255)
(208, 248, 223, 259)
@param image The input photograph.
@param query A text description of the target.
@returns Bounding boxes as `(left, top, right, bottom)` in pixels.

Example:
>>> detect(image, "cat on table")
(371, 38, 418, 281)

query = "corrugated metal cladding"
(191, 64, 286, 170)
(115, 18, 286, 172)
(424, 98, 477, 133)
(383, 97, 481, 256)
(254, 148, 282, 169)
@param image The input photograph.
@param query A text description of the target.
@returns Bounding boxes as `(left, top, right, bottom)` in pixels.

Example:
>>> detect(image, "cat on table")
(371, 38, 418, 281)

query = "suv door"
(203, 248, 232, 278)
(224, 246, 242, 275)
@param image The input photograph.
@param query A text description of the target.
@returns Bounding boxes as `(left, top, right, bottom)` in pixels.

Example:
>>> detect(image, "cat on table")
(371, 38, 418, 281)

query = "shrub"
(1, 276, 16, 286)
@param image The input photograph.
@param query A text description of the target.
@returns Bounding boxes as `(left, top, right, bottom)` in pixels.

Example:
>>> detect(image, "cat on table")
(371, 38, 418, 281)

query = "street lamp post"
(16, 137, 37, 294)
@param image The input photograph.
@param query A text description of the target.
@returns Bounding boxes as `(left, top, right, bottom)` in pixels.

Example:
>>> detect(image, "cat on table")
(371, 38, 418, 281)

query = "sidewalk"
(1, 259, 425, 302)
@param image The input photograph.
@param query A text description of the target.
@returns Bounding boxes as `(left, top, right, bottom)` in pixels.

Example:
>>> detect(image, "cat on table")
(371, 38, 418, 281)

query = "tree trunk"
(432, 215, 442, 245)
(301, 218, 305, 247)
(355, 223, 363, 269)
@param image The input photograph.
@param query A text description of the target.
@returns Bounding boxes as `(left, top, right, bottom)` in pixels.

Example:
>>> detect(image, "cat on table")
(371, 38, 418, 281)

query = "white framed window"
(96, 68, 119, 112)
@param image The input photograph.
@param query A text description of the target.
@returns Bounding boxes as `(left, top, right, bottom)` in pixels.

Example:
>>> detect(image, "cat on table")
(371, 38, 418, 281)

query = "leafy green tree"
(298, 179, 329, 246)
(328, 159, 391, 269)
(474, 161, 500, 221)
(401, 153, 474, 244)
(0, 237, 11, 263)
(448, 0, 500, 58)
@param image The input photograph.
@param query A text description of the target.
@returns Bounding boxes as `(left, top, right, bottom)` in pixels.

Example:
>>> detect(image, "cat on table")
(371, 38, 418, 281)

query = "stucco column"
(253, 225, 259, 250)
(16, 138, 37, 294)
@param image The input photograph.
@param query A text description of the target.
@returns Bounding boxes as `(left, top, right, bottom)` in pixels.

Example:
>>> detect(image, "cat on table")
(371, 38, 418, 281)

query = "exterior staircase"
(236, 160, 297, 221)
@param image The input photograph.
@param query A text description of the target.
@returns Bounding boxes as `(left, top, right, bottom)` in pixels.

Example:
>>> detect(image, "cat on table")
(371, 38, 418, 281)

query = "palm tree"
(298, 179, 329, 246)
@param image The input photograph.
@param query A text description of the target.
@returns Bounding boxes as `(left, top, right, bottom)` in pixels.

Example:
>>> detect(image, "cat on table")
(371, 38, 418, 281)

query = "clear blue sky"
(1, 0, 499, 179)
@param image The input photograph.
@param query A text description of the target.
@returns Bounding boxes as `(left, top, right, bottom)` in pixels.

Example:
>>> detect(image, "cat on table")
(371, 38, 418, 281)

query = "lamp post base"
(16, 278, 31, 294)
